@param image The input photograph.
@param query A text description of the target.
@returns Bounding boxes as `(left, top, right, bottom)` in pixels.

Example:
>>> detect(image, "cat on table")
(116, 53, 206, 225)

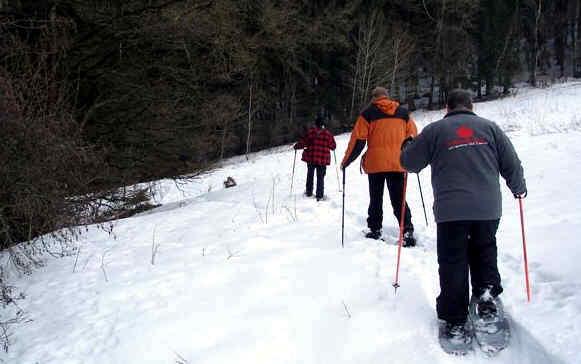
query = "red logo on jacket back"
(446, 125, 488, 149)
(456, 126, 473, 137)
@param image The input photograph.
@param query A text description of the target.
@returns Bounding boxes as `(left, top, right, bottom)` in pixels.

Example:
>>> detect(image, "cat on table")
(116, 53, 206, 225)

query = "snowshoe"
(438, 320, 473, 356)
(468, 294, 510, 356)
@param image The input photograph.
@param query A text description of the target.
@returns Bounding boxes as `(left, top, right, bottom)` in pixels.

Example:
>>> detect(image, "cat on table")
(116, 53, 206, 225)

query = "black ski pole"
(333, 150, 342, 192)
(341, 168, 346, 248)
(417, 173, 428, 226)
(290, 149, 297, 194)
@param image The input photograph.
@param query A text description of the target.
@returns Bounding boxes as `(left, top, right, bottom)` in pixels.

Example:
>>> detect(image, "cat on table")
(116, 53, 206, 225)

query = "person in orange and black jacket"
(294, 116, 337, 201)
(341, 86, 418, 245)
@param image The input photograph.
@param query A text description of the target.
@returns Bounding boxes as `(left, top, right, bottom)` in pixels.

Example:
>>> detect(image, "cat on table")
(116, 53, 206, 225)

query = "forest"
(0, 0, 579, 263)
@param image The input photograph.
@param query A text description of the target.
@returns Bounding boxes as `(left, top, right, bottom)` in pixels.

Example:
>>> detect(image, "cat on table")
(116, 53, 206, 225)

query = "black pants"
(367, 172, 413, 232)
(436, 219, 503, 324)
(306, 164, 326, 198)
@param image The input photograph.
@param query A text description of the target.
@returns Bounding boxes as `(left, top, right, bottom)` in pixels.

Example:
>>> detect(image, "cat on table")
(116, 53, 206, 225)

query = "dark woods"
(0, 0, 580, 257)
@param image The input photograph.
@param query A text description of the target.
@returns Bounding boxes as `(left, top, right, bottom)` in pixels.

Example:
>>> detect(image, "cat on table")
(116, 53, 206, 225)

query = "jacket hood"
(373, 97, 399, 115)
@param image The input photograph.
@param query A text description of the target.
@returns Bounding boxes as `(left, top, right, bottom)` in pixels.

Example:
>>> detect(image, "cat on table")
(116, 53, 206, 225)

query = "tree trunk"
(220, 120, 228, 160)
(350, 49, 360, 119)
(428, 75, 435, 109)
(245, 78, 253, 160)
(532, 0, 542, 86)
(571, 0, 581, 77)
(390, 38, 400, 93)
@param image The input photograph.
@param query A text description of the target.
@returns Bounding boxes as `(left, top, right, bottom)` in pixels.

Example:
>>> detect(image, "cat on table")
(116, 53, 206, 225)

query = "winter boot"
(365, 229, 382, 240)
(445, 321, 472, 346)
(438, 319, 473, 355)
(476, 297, 499, 322)
(403, 230, 416, 247)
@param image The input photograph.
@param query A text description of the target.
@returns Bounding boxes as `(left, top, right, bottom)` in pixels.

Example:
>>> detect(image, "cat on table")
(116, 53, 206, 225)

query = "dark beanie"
(315, 116, 324, 127)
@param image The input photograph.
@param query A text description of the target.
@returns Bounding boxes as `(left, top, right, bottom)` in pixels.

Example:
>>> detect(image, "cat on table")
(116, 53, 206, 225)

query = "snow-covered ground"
(3, 83, 581, 364)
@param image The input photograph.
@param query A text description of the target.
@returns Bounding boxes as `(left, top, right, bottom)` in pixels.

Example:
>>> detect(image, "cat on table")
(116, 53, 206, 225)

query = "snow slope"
(3, 83, 581, 364)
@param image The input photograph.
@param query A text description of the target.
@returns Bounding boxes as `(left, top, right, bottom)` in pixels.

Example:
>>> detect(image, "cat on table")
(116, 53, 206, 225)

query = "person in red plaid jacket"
(294, 116, 337, 201)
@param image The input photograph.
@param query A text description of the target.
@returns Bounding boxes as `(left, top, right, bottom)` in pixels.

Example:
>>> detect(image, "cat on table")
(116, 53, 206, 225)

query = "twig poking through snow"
(342, 300, 351, 319)
(72, 244, 81, 273)
(226, 247, 241, 260)
(151, 226, 159, 265)
(174, 351, 189, 364)
(100, 249, 110, 282)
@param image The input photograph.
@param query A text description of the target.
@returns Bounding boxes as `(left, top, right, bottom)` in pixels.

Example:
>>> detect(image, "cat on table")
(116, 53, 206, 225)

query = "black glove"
(401, 137, 414, 151)
(513, 190, 527, 199)
(293, 144, 300, 150)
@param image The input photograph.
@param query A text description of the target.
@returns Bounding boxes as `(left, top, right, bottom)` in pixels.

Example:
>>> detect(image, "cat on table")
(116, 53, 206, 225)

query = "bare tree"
(0, 14, 157, 272)
(350, 10, 386, 116)
(246, 73, 255, 159)
(385, 25, 416, 100)
(348, 11, 415, 116)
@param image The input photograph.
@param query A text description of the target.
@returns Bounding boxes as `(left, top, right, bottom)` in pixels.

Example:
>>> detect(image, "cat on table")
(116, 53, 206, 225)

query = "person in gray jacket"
(400, 89, 527, 340)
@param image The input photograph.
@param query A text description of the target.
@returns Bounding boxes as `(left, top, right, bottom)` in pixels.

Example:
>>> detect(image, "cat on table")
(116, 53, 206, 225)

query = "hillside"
(3, 83, 581, 364)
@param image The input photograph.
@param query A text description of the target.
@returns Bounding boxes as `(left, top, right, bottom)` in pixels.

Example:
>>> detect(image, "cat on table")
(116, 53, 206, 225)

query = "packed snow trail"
(4, 84, 581, 364)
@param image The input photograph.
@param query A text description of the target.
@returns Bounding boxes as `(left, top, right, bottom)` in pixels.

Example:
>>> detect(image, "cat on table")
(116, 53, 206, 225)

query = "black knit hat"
(315, 116, 324, 127)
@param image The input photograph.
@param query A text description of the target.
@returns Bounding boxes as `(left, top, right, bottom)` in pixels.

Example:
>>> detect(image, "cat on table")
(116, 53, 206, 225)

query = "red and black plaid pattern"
(295, 127, 336, 165)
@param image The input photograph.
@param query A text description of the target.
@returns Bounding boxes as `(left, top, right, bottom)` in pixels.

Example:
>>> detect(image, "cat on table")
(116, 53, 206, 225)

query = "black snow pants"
(306, 163, 326, 198)
(436, 219, 503, 325)
(367, 172, 413, 233)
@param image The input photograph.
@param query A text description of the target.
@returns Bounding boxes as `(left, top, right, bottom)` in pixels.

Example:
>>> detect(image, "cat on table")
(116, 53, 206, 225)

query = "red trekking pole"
(393, 172, 409, 294)
(518, 197, 531, 302)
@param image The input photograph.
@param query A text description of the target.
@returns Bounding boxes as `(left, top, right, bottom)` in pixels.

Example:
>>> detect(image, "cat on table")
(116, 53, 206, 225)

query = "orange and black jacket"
(342, 97, 418, 173)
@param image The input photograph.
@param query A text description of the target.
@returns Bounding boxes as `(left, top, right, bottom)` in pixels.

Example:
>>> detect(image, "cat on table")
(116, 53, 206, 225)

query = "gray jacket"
(400, 110, 526, 223)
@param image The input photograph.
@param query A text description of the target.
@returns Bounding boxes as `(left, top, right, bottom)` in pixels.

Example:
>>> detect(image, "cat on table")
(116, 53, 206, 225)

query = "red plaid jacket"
(294, 127, 336, 166)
